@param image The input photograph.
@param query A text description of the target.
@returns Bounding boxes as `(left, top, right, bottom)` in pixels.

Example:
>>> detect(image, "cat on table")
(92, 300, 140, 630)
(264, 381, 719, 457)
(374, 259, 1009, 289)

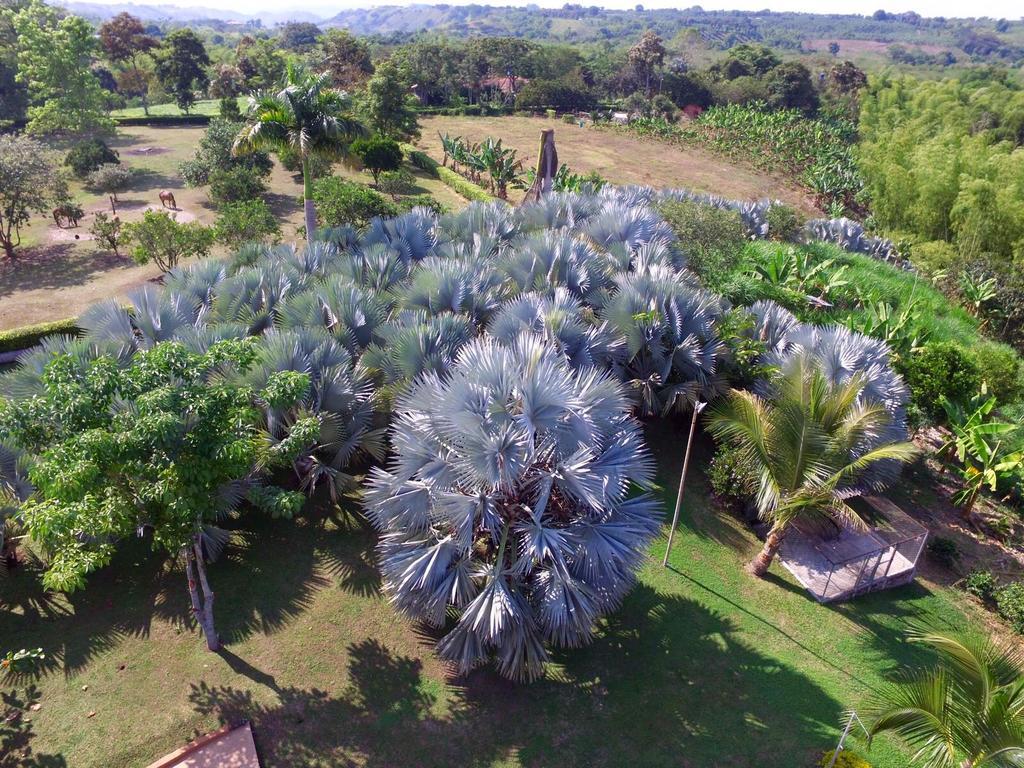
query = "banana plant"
(959, 270, 998, 324)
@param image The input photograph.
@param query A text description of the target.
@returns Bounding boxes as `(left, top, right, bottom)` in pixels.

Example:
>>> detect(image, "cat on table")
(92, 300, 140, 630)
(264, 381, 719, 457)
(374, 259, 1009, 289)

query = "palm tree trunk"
(748, 522, 787, 578)
(302, 156, 316, 245)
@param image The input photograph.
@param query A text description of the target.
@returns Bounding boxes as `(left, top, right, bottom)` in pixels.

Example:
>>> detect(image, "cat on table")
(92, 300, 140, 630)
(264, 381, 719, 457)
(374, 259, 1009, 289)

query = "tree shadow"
(189, 585, 843, 768)
(0, 244, 134, 299)
(1, 686, 67, 768)
(264, 191, 301, 221)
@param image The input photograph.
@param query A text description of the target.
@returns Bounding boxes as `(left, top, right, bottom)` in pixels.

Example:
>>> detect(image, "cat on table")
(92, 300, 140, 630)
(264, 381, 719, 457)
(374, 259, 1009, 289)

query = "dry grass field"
(417, 115, 821, 213)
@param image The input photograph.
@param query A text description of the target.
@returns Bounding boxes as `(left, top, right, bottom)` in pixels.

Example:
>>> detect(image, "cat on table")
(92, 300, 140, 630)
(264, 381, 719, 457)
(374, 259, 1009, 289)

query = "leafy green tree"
(214, 199, 280, 247)
(708, 354, 917, 577)
(65, 138, 119, 179)
(154, 28, 210, 114)
(277, 21, 321, 53)
(318, 28, 373, 88)
(864, 630, 1024, 768)
(89, 212, 124, 257)
(0, 341, 315, 650)
(208, 166, 266, 205)
(359, 59, 420, 140)
(5, 0, 113, 135)
(766, 62, 819, 113)
(0, 134, 67, 259)
(98, 12, 157, 115)
(351, 135, 403, 185)
(178, 119, 272, 188)
(627, 30, 665, 95)
(0, 0, 29, 128)
(234, 64, 364, 244)
(123, 210, 214, 273)
(234, 35, 284, 93)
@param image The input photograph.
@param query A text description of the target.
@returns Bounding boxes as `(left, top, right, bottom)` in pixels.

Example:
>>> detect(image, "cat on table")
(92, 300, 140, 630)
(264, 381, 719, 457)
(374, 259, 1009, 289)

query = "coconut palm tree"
(863, 630, 1024, 768)
(233, 64, 364, 244)
(364, 334, 662, 681)
(707, 354, 918, 577)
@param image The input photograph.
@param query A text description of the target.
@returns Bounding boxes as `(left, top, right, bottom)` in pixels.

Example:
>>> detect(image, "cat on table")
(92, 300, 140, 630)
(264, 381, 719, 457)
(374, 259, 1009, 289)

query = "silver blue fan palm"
(364, 334, 662, 682)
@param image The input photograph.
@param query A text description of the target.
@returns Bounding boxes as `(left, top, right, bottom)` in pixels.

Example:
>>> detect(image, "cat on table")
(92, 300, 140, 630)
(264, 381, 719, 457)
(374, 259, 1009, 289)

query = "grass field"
(417, 115, 821, 214)
(110, 97, 246, 119)
(0, 125, 466, 332)
(0, 421, 995, 768)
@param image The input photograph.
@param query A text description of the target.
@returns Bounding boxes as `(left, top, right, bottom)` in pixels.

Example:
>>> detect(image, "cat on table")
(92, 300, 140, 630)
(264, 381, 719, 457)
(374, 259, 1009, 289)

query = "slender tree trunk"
(748, 522, 787, 578)
(302, 156, 316, 245)
(184, 538, 220, 651)
(2, 240, 14, 260)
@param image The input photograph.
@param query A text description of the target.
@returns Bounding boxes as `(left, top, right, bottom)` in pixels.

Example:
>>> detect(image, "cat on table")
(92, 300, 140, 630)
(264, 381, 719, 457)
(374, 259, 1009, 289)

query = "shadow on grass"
(1, 686, 67, 768)
(0, 244, 134, 299)
(189, 584, 842, 768)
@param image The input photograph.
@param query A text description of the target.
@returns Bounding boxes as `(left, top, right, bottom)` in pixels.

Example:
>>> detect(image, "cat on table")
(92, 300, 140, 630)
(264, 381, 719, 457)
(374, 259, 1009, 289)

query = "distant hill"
(60, 1, 324, 25)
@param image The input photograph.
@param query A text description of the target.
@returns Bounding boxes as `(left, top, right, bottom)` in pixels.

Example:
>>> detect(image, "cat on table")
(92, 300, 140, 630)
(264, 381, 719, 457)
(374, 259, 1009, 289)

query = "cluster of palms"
(0, 175, 920, 679)
(438, 133, 524, 199)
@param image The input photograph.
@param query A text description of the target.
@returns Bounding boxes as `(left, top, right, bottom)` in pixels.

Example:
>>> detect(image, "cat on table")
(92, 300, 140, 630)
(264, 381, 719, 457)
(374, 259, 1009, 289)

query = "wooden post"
(662, 401, 706, 567)
(520, 129, 558, 205)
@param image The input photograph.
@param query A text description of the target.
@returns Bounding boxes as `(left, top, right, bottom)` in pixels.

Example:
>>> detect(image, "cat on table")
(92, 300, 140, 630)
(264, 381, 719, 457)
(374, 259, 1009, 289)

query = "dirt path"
(418, 115, 821, 214)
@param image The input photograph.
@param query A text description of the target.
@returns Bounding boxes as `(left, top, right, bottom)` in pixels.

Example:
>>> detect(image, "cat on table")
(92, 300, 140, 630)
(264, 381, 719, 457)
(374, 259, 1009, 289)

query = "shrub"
(311, 177, 397, 229)
(65, 139, 119, 178)
(89, 212, 125, 256)
(377, 169, 417, 200)
(658, 200, 747, 287)
(436, 166, 496, 203)
(179, 120, 273, 188)
(123, 210, 214, 273)
(995, 581, 1024, 633)
(218, 95, 242, 121)
(406, 148, 438, 175)
(926, 536, 960, 569)
(969, 341, 1023, 404)
(0, 318, 80, 355)
(1, 648, 46, 678)
(910, 240, 958, 276)
(818, 750, 872, 768)
(214, 199, 280, 247)
(86, 163, 133, 202)
(208, 166, 267, 205)
(707, 443, 756, 512)
(963, 569, 997, 603)
(397, 194, 448, 215)
(765, 204, 804, 242)
(350, 135, 403, 185)
(898, 341, 983, 420)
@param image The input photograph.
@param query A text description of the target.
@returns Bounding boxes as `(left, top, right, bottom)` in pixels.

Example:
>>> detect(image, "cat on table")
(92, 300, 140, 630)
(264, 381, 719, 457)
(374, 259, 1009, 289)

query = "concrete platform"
(145, 723, 261, 768)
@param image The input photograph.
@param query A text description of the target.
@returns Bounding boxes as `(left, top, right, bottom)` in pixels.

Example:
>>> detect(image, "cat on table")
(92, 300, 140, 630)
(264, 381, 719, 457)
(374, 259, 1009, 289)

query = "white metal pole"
(662, 401, 706, 567)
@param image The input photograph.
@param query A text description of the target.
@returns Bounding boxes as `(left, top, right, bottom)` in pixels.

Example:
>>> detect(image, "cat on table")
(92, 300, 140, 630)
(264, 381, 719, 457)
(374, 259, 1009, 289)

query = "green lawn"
(0, 420, 985, 768)
(110, 97, 246, 119)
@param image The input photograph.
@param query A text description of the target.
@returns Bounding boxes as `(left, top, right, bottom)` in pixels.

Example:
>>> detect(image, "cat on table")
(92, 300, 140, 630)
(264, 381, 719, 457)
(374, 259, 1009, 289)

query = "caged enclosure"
(0, 185, 917, 680)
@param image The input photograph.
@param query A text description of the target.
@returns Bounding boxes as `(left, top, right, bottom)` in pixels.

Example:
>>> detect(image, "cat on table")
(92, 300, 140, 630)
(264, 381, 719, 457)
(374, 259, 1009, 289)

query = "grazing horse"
(159, 190, 177, 209)
(52, 204, 83, 228)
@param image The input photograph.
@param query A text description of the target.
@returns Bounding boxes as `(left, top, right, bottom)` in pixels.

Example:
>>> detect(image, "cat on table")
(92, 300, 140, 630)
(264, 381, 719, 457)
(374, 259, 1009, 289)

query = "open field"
(0, 125, 466, 332)
(0, 422, 997, 768)
(417, 115, 822, 215)
(109, 97, 246, 119)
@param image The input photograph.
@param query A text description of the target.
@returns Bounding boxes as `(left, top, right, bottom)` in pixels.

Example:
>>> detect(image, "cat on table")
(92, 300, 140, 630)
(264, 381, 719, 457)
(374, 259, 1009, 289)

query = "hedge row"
(400, 143, 498, 204)
(0, 317, 80, 355)
(113, 114, 212, 126)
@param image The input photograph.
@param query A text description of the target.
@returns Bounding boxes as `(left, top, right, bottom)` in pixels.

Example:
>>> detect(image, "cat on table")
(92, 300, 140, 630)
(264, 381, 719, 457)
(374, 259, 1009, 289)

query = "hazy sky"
(80, 0, 1024, 19)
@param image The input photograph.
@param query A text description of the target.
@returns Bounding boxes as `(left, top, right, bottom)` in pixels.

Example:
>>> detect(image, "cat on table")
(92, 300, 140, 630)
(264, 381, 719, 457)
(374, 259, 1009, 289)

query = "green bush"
(311, 177, 398, 229)
(995, 581, 1024, 633)
(910, 240, 959, 276)
(397, 194, 448, 216)
(658, 200, 748, 288)
(350, 135, 403, 185)
(818, 750, 872, 768)
(0, 318, 80, 355)
(65, 139, 119, 178)
(218, 95, 242, 121)
(926, 536, 960, 569)
(963, 569, 997, 603)
(208, 166, 267, 205)
(214, 199, 280, 248)
(123, 210, 214, 273)
(181, 121, 273, 188)
(968, 341, 1023, 405)
(898, 341, 983, 420)
(765, 203, 804, 242)
(405, 148, 438, 175)
(378, 169, 417, 200)
(707, 443, 756, 511)
(515, 77, 597, 112)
